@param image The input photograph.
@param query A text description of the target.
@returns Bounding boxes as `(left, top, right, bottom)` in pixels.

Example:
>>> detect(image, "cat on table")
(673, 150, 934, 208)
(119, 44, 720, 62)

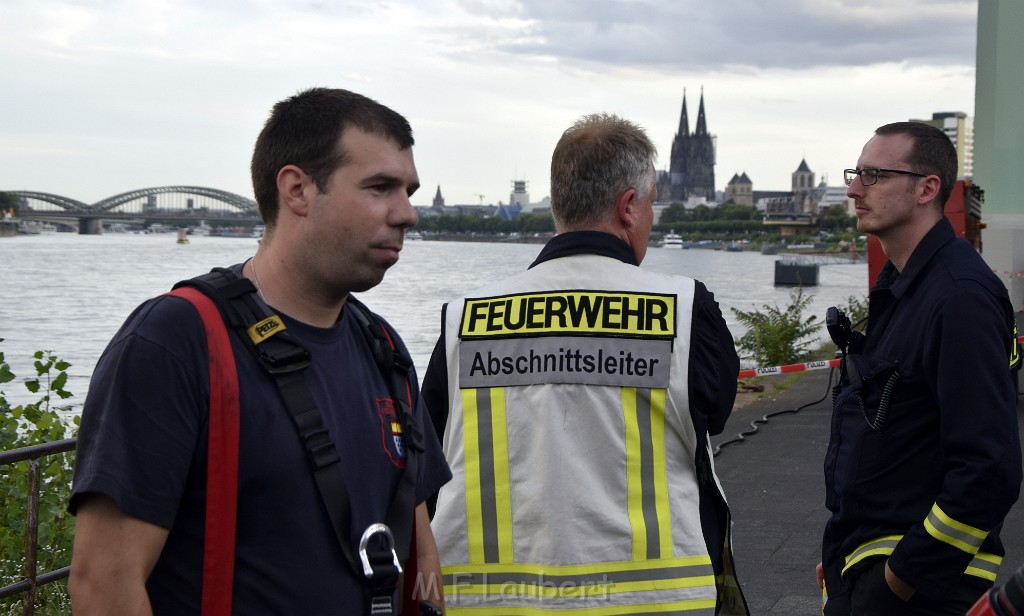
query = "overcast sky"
(0, 0, 978, 207)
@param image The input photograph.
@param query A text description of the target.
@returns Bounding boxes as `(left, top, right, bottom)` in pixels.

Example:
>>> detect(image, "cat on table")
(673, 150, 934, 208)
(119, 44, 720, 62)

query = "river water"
(0, 232, 868, 408)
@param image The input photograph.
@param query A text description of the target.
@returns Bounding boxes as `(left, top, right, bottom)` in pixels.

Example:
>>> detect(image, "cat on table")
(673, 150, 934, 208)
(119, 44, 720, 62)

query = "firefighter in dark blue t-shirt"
(68, 88, 451, 615)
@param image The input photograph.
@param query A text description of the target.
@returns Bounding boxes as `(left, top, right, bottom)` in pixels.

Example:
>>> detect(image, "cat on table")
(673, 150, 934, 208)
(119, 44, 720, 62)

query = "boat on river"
(661, 232, 684, 248)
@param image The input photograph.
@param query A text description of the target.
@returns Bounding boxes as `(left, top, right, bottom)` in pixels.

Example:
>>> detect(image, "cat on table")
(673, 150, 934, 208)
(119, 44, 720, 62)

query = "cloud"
(0, 0, 979, 206)
(457, 0, 977, 71)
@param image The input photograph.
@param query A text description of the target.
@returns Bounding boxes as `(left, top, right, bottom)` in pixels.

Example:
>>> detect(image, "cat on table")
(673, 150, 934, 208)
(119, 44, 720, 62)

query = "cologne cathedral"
(658, 90, 716, 203)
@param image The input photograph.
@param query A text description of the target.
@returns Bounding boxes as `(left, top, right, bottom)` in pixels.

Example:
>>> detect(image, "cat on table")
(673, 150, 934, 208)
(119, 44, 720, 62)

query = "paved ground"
(711, 368, 1024, 615)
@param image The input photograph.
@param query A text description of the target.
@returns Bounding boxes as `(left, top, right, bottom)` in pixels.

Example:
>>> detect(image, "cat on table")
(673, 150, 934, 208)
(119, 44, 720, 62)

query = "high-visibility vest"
(432, 254, 744, 614)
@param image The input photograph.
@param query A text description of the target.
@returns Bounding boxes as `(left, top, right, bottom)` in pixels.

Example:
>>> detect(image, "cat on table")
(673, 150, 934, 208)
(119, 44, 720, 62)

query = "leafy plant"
(838, 294, 869, 333)
(1, 345, 79, 614)
(732, 287, 822, 367)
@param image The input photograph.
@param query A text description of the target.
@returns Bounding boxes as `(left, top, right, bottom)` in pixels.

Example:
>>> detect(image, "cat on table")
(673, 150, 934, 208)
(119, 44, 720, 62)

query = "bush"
(732, 287, 821, 367)
(1, 345, 78, 614)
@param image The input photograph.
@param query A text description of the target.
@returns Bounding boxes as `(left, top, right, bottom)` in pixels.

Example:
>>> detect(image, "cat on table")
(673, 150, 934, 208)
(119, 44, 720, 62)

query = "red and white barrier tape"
(738, 359, 841, 380)
(738, 335, 1024, 379)
(992, 269, 1024, 279)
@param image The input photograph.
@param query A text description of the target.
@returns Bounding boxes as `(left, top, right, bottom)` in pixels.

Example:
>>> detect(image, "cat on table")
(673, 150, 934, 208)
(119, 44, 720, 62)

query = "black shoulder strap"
(174, 267, 420, 613)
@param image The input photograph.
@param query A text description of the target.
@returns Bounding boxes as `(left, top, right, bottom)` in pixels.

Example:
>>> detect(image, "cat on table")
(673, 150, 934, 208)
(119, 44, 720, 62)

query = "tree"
(657, 203, 688, 224)
(0, 192, 22, 214)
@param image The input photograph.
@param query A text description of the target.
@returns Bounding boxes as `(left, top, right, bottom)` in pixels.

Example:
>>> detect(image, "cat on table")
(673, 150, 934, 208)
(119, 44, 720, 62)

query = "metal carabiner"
(358, 523, 403, 579)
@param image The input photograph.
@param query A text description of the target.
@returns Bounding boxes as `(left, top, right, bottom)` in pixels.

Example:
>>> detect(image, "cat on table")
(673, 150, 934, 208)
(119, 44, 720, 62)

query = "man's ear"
(277, 165, 313, 217)
(918, 175, 942, 207)
(615, 188, 638, 229)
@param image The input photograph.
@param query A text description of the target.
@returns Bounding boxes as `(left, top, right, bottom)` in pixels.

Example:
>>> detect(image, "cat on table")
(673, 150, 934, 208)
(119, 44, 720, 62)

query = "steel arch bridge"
(9, 191, 91, 212)
(92, 186, 257, 215)
(8, 186, 257, 215)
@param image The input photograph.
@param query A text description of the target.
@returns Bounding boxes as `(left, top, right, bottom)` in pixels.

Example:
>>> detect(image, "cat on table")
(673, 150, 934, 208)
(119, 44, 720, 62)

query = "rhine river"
(0, 232, 868, 409)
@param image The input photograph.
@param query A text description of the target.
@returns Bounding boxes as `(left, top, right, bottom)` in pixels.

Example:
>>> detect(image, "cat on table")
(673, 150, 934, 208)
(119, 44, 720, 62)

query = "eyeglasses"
(844, 168, 929, 186)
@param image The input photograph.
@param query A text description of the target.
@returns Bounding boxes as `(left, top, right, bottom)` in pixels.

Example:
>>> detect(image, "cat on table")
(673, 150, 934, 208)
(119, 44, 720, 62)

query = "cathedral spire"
(677, 89, 690, 137)
(695, 88, 708, 136)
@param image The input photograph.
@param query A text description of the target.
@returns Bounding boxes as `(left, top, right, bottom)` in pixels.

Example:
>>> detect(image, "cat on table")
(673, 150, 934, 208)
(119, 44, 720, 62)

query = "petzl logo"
(378, 398, 407, 468)
(247, 315, 285, 344)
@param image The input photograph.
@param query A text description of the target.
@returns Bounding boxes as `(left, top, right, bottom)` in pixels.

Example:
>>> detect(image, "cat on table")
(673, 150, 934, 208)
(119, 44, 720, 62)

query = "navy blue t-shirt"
(70, 266, 451, 614)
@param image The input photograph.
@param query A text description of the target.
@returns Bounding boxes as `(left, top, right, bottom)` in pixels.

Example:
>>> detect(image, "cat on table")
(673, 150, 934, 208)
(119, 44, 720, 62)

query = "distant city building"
(510, 180, 530, 207)
(416, 179, 551, 221)
(658, 89, 716, 204)
(724, 172, 753, 206)
(910, 111, 974, 179)
(792, 158, 814, 193)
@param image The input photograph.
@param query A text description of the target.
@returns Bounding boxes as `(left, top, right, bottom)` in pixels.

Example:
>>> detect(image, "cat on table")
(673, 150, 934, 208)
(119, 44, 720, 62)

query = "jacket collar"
(529, 231, 639, 269)
(876, 217, 956, 298)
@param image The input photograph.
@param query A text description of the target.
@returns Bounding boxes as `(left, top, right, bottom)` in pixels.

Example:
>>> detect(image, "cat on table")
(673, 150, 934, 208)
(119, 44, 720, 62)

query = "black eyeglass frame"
(844, 167, 929, 186)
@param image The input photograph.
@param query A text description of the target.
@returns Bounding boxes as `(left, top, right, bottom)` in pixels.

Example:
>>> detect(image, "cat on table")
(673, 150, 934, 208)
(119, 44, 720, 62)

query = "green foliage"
(1, 346, 78, 614)
(0, 192, 22, 214)
(838, 294, 869, 333)
(819, 205, 856, 231)
(732, 287, 822, 367)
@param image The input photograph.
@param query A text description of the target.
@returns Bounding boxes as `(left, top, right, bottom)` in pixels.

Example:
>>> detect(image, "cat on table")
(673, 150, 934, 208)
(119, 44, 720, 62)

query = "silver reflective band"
(359, 523, 403, 578)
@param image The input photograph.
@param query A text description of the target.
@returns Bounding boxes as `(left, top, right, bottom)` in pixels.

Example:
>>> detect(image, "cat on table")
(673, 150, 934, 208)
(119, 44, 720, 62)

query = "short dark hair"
(550, 113, 657, 229)
(875, 121, 957, 207)
(250, 87, 414, 226)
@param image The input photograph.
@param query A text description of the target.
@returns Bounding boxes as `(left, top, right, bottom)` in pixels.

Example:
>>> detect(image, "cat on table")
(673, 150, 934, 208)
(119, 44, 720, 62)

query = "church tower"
(685, 90, 716, 201)
(663, 89, 717, 203)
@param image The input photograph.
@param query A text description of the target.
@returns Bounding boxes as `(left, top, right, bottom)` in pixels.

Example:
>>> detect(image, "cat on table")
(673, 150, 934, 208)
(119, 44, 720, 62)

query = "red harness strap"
(167, 287, 240, 616)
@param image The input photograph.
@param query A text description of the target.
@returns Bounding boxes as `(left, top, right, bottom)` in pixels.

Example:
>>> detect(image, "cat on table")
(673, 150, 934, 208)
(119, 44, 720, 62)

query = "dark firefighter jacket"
(822, 217, 1022, 601)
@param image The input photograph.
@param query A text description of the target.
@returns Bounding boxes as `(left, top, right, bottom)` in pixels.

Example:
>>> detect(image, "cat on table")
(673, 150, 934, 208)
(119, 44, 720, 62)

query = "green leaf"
(25, 380, 40, 393)
(52, 372, 68, 390)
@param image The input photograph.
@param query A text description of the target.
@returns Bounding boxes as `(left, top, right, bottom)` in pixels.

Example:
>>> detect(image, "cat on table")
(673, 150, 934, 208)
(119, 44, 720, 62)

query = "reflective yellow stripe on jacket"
(842, 533, 1002, 582)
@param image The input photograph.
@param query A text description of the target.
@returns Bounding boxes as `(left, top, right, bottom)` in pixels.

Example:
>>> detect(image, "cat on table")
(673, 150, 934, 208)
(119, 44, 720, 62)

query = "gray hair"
(550, 113, 657, 229)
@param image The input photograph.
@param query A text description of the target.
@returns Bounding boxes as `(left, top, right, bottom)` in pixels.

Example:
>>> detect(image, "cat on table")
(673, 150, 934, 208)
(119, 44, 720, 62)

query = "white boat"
(661, 231, 684, 248)
(405, 230, 424, 240)
(190, 221, 213, 236)
(18, 220, 57, 235)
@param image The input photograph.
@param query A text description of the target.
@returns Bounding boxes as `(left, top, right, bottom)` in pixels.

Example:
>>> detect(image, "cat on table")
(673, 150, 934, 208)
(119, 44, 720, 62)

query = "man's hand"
(884, 560, 915, 601)
(816, 562, 824, 590)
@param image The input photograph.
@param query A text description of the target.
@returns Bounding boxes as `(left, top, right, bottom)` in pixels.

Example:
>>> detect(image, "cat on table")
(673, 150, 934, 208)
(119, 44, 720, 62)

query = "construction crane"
(473, 193, 485, 205)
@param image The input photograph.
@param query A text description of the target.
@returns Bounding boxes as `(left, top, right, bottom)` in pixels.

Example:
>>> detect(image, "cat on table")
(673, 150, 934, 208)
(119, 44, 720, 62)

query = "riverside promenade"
(712, 368, 1024, 615)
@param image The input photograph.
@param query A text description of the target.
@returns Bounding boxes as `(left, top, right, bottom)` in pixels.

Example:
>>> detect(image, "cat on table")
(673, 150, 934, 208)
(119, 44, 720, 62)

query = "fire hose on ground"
(714, 335, 1024, 458)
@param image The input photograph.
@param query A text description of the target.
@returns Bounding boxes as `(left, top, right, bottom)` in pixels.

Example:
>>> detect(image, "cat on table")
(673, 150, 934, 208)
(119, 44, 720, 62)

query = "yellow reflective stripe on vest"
(842, 535, 1002, 581)
(623, 387, 672, 560)
(445, 601, 716, 615)
(462, 387, 514, 565)
(442, 556, 715, 603)
(924, 503, 988, 554)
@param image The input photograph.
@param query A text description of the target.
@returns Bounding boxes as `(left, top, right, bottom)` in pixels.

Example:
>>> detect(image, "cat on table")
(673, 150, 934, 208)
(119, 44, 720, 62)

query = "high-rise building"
(510, 180, 530, 207)
(911, 111, 974, 179)
(659, 90, 716, 203)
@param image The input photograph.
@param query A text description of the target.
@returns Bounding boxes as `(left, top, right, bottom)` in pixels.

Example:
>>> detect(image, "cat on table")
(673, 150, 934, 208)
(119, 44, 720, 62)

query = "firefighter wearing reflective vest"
(821, 121, 1023, 615)
(423, 113, 749, 614)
